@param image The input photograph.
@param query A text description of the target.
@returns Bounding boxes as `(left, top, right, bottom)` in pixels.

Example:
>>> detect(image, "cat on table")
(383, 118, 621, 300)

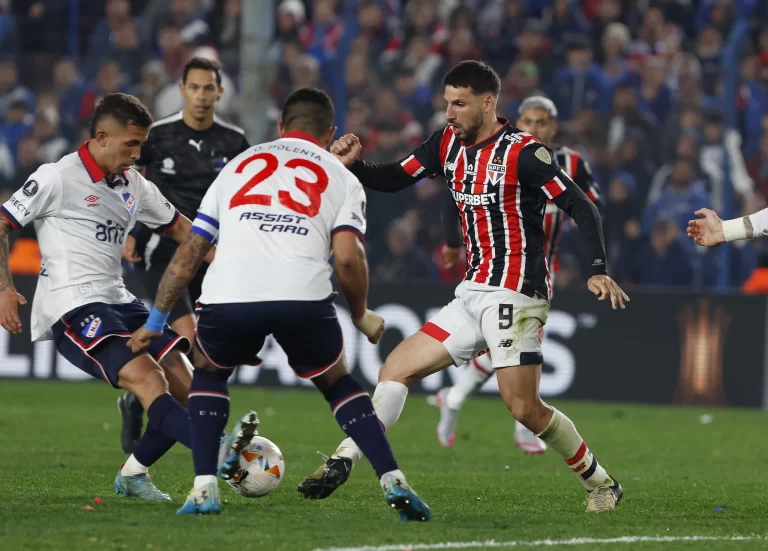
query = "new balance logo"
(498, 339, 513, 348)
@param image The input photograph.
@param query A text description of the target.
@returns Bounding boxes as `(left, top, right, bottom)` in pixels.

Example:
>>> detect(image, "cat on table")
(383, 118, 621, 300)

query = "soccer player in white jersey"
(127, 88, 431, 519)
(0, 93, 212, 500)
(687, 207, 768, 245)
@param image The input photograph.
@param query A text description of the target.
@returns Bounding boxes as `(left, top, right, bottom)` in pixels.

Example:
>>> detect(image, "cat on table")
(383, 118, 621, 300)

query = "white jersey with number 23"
(191, 132, 367, 304)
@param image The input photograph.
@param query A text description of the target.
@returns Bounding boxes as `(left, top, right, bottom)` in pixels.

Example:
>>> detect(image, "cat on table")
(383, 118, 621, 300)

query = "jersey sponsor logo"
(188, 139, 204, 152)
(465, 163, 477, 176)
(451, 189, 498, 206)
(39, 265, 48, 277)
(8, 196, 30, 218)
(82, 317, 103, 339)
(445, 161, 457, 172)
(161, 157, 176, 175)
(122, 192, 136, 215)
(95, 219, 126, 244)
(239, 211, 310, 236)
(22, 180, 38, 197)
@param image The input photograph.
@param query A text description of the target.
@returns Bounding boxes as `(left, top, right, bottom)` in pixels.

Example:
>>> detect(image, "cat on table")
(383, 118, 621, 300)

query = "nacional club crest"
(122, 192, 136, 215)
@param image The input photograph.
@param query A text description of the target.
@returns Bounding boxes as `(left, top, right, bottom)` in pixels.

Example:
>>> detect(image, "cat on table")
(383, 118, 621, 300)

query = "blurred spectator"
(372, 217, 433, 283)
(695, 26, 723, 98)
(616, 216, 694, 287)
(603, 170, 641, 262)
(0, 98, 33, 161)
(85, 0, 152, 80)
(79, 62, 130, 125)
(0, 60, 35, 122)
(52, 59, 86, 143)
(30, 98, 67, 164)
(748, 134, 768, 199)
(600, 81, 656, 164)
(551, 35, 604, 123)
(643, 156, 712, 236)
(9, 134, 39, 191)
(210, 0, 241, 75)
(299, 0, 344, 65)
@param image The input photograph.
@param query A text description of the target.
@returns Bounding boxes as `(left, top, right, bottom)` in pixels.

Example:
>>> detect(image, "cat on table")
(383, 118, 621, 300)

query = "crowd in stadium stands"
(1, 0, 768, 292)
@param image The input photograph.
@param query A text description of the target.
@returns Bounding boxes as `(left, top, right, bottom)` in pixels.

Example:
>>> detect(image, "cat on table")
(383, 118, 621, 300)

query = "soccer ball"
(219, 435, 285, 498)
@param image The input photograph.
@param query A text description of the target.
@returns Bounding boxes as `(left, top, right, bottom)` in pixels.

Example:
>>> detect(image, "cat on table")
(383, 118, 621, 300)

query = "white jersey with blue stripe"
(0, 142, 179, 341)
(192, 132, 367, 304)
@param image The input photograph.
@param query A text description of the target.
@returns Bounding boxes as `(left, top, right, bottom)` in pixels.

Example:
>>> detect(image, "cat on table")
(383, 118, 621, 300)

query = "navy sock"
(188, 368, 232, 476)
(146, 393, 191, 448)
(323, 375, 398, 478)
(132, 424, 175, 468)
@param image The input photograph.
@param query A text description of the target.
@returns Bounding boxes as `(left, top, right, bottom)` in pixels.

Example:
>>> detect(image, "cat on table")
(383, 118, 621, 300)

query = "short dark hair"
(89, 93, 153, 138)
(281, 88, 335, 138)
(443, 61, 501, 97)
(183, 57, 222, 87)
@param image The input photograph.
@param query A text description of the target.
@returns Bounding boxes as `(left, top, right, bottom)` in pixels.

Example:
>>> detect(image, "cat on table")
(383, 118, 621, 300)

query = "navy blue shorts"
(52, 300, 190, 388)
(195, 296, 344, 378)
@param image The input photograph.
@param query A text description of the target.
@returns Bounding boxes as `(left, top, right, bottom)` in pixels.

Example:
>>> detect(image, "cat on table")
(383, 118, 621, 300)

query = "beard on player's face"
(452, 108, 485, 144)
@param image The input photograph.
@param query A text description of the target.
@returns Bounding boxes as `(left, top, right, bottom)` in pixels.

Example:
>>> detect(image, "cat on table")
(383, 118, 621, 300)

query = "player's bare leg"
(299, 355, 430, 520)
(114, 353, 193, 501)
(496, 364, 622, 512)
(301, 331, 453, 499)
(435, 351, 546, 454)
(159, 349, 193, 407)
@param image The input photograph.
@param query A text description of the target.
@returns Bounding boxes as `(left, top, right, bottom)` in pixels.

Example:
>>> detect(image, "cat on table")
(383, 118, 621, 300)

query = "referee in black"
(119, 57, 250, 453)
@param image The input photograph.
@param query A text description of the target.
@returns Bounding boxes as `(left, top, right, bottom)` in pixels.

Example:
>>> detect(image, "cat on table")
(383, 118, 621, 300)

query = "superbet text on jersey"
(190, 131, 367, 304)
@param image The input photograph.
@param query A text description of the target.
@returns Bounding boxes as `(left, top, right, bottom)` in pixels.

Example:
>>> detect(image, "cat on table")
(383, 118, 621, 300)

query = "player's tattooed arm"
(744, 216, 754, 239)
(153, 232, 212, 313)
(165, 214, 216, 263)
(0, 217, 12, 292)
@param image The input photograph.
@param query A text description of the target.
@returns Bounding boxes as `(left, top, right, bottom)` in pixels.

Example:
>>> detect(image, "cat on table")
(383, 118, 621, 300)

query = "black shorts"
(135, 263, 207, 325)
(52, 300, 190, 388)
(195, 296, 344, 378)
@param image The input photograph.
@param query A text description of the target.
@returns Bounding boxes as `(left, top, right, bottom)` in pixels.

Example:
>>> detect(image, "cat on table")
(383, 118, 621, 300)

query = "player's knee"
(119, 357, 170, 409)
(507, 398, 547, 430)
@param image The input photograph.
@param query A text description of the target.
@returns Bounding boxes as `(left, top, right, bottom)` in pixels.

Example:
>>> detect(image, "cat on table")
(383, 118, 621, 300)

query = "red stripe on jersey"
(400, 155, 424, 177)
(568, 152, 579, 179)
(586, 187, 599, 202)
(421, 322, 450, 342)
(543, 207, 555, 258)
(542, 176, 567, 200)
(501, 176, 523, 292)
(471, 145, 495, 284)
(439, 128, 453, 166)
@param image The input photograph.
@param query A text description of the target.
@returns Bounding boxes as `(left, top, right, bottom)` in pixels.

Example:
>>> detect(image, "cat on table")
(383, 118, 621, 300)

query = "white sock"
(379, 468, 407, 489)
(446, 357, 493, 410)
(537, 408, 611, 491)
(332, 381, 409, 464)
(121, 454, 149, 476)
(194, 475, 218, 490)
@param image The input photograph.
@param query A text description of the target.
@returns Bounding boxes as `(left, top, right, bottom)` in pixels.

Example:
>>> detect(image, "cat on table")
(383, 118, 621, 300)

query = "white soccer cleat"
(514, 421, 547, 455)
(435, 388, 459, 447)
(585, 476, 623, 513)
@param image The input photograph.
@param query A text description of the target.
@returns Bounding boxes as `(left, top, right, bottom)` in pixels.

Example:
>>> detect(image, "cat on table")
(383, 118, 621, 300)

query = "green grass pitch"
(1, 380, 766, 550)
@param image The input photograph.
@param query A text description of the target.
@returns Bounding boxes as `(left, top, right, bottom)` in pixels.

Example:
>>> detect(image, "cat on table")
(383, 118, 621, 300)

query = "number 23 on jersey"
(229, 152, 328, 217)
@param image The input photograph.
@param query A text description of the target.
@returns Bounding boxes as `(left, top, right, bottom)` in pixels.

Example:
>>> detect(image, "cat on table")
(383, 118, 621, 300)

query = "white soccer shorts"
(421, 281, 550, 369)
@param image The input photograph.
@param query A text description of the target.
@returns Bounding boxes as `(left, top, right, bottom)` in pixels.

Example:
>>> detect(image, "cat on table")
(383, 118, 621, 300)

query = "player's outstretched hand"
(126, 325, 162, 353)
(330, 134, 362, 167)
(122, 234, 142, 263)
(0, 289, 26, 334)
(354, 309, 385, 344)
(587, 275, 629, 310)
(441, 244, 460, 269)
(687, 208, 725, 247)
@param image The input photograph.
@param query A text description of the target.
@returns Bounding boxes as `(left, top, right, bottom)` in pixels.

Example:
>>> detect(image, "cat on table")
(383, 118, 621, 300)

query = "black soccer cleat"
(117, 392, 144, 454)
(298, 457, 353, 500)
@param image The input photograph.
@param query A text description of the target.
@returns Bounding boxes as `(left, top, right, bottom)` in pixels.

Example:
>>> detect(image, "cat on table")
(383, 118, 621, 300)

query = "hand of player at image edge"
(687, 208, 727, 247)
(330, 134, 362, 167)
(587, 274, 629, 310)
(353, 309, 385, 344)
(122, 233, 142, 263)
(126, 324, 163, 353)
(441, 244, 461, 269)
(0, 289, 27, 334)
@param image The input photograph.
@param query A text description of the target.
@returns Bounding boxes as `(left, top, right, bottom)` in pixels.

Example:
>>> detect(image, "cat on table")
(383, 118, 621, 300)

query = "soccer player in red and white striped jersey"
(300, 61, 629, 513)
(435, 96, 603, 456)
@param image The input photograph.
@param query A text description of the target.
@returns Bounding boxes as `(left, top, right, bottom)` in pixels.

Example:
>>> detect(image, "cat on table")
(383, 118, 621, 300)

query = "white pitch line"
(311, 535, 763, 551)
